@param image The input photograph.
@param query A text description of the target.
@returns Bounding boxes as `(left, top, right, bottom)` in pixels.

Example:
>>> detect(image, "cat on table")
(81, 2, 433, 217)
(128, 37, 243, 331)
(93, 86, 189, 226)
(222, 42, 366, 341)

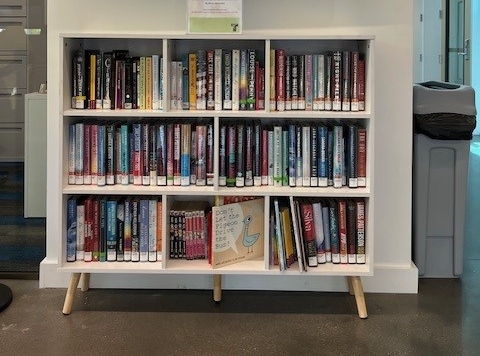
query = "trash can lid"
(413, 81, 477, 116)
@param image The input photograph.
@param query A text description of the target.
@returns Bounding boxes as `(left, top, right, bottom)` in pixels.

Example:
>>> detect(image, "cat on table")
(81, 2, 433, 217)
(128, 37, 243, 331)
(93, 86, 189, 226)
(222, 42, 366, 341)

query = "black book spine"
(236, 122, 245, 187)
(247, 49, 256, 110)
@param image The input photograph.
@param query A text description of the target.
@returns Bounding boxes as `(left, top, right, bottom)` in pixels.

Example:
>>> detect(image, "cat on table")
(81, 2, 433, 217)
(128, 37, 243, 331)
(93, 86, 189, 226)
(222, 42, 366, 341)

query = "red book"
(300, 202, 318, 267)
(358, 58, 366, 111)
(83, 196, 94, 262)
(338, 200, 348, 264)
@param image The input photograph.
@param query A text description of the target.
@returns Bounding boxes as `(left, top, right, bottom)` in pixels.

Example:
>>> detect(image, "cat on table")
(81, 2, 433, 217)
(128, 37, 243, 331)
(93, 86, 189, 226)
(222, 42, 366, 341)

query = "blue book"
(329, 201, 340, 264)
(317, 125, 329, 187)
(66, 197, 77, 262)
(106, 199, 117, 261)
(139, 199, 149, 262)
(121, 124, 130, 185)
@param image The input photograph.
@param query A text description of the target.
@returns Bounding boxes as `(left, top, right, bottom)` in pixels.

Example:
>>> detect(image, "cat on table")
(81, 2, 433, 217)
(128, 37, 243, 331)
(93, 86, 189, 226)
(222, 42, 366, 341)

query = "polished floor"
(1, 138, 480, 355)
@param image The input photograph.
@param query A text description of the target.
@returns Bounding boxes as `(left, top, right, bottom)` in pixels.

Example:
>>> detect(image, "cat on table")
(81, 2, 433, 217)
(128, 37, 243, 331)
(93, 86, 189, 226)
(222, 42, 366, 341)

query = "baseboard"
(40, 259, 419, 293)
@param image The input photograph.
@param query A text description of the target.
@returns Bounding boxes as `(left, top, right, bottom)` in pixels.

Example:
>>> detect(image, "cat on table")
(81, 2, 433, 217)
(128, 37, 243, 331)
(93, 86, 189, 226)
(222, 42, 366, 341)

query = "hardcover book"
(211, 198, 264, 269)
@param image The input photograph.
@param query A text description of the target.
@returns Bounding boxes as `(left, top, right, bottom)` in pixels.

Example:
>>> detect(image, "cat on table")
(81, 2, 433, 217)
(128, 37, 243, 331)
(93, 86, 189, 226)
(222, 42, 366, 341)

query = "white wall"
(42, 0, 417, 293)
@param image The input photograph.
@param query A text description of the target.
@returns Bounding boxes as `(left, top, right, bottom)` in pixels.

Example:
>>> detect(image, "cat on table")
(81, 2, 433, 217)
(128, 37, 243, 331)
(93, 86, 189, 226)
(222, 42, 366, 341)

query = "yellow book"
(280, 207, 295, 267)
(139, 56, 146, 110)
(188, 53, 197, 110)
(145, 56, 153, 110)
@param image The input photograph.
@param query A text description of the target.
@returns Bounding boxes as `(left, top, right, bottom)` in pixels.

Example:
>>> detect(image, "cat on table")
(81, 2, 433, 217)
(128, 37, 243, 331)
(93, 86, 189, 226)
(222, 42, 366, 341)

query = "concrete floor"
(1, 261, 479, 356)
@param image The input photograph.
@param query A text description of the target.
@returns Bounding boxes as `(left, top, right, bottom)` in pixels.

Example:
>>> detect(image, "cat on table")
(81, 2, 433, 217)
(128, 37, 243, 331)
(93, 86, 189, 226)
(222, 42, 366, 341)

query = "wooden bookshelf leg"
(62, 273, 81, 315)
(81, 273, 90, 292)
(350, 276, 368, 319)
(347, 276, 355, 295)
(213, 274, 222, 303)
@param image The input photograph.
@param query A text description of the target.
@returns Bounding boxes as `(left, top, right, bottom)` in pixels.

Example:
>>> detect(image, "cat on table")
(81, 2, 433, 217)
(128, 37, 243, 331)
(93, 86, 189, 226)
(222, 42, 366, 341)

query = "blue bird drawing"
(242, 215, 260, 253)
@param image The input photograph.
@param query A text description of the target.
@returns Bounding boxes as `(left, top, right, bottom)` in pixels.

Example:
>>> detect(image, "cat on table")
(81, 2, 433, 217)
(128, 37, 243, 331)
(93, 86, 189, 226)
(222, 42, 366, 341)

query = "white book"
(76, 203, 85, 261)
(312, 202, 326, 264)
(68, 124, 76, 185)
(152, 54, 160, 110)
(273, 126, 283, 187)
(231, 49, 240, 111)
(214, 49, 223, 110)
(295, 126, 303, 187)
(317, 54, 326, 111)
(148, 199, 157, 262)
(170, 61, 177, 110)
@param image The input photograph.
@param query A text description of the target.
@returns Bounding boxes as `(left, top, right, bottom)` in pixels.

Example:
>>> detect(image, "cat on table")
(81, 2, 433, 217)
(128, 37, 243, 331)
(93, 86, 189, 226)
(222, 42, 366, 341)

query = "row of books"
(170, 49, 265, 111)
(218, 121, 367, 188)
(270, 50, 366, 112)
(66, 196, 162, 263)
(271, 197, 366, 272)
(72, 50, 164, 110)
(71, 48, 366, 112)
(68, 120, 367, 188)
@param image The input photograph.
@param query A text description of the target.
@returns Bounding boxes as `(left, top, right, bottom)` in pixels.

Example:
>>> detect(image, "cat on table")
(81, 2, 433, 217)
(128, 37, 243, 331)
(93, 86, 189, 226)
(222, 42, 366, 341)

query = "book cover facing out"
(212, 198, 264, 269)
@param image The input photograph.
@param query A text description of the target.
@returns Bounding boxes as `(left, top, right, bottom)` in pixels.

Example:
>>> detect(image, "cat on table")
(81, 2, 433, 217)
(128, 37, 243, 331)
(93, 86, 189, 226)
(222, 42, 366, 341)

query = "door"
(447, 0, 471, 85)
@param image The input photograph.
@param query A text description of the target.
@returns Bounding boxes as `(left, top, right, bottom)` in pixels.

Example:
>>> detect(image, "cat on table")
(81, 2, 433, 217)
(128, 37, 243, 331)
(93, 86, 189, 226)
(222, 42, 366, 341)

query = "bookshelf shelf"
(55, 33, 374, 319)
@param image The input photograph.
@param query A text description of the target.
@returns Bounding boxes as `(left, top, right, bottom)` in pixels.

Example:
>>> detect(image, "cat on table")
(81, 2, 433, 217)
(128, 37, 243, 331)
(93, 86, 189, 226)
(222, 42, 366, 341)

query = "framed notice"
(187, 0, 242, 34)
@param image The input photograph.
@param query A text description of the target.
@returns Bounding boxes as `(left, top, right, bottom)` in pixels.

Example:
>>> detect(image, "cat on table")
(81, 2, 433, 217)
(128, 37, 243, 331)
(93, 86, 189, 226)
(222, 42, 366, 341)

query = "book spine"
(145, 56, 152, 109)
(347, 200, 357, 264)
(173, 123, 181, 186)
(288, 124, 296, 187)
(338, 200, 348, 264)
(321, 203, 332, 263)
(253, 121, 262, 186)
(342, 51, 351, 111)
(325, 55, 333, 111)
(96, 124, 106, 186)
(189, 53, 197, 110)
(302, 125, 311, 187)
(196, 50, 207, 110)
(256, 63, 265, 110)
(300, 202, 318, 267)
(66, 198, 77, 262)
(156, 200, 163, 261)
(190, 129, 197, 185)
(176, 61, 183, 110)
(149, 124, 157, 186)
(156, 124, 167, 185)
(95, 53, 103, 109)
(148, 199, 157, 262)
(152, 54, 160, 110)
(223, 50, 232, 110)
(239, 49, 248, 110)
(275, 49, 285, 111)
(116, 200, 125, 262)
(357, 128, 367, 187)
(358, 58, 366, 111)
(73, 50, 86, 109)
(124, 198, 132, 262)
(272, 125, 283, 187)
(350, 51, 360, 112)
(102, 52, 112, 109)
(142, 123, 151, 186)
(74, 123, 84, 185)
(312, 202, 326, 263)
(261, 127, 269, 185)
(333, 125, 343, 188)
(267, 128, 274, 186)
(90, 124, 98, 185)
(310, 125, 318, 187)
(106, 124, 115, 185)
(206, 123, 214, 186)
(76, 200, 85, 260)
(226, 124, 236, 187)
(131, 198, 140, 262)
(281, 128, 288, 186)
(139, 199, 149, 262)
(196, 124, 207, 186)
(83, 197, 93, 262)
(231, 49, 240, 111)
(356, 199, 366, 264)
(235, 122, 245, 187)
(181, 54, 190, 110)
(206, 50, 215, 110)
(132, 57, 139, 109)
(269, 49, 276, 111)
(219, 124, 227, 186)
(244, 123, 254, 187)
(68, 124, 76, 184)
(297, 55, 305, 110)
(332, 51, 342, 111)
(305, 54, 313, 111)
(132, 123, 142, 185)
(166, 124, 174, 186)
(124, 58, 133, 109)
(284, 55, 291, 111)
(181, 123, 191, 186)
(214, 49, 223, 111)
(170, 61, 177, 110)
(99, 198, 107, 262)
(273, 198, 286, 270)
(120, 124, 129, 185)
(295, 125, 302, 187)
(106, 199, 117, 262)
(247, 49, 256, 110)
(317, 54, 326, 111)
(348, 125, 358, 188)
(329, 201, 340, 263)
(317, 125, 328, 187)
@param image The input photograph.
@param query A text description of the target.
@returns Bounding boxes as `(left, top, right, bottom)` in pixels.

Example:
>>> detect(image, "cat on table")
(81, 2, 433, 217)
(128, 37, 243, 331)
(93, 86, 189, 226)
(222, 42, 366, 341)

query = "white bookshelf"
(53, 33, 375, 318)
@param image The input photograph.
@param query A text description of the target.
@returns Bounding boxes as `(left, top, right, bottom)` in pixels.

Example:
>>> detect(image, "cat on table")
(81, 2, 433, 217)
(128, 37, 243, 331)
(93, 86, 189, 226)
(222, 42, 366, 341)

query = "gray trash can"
(413, 81, 476, 278)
